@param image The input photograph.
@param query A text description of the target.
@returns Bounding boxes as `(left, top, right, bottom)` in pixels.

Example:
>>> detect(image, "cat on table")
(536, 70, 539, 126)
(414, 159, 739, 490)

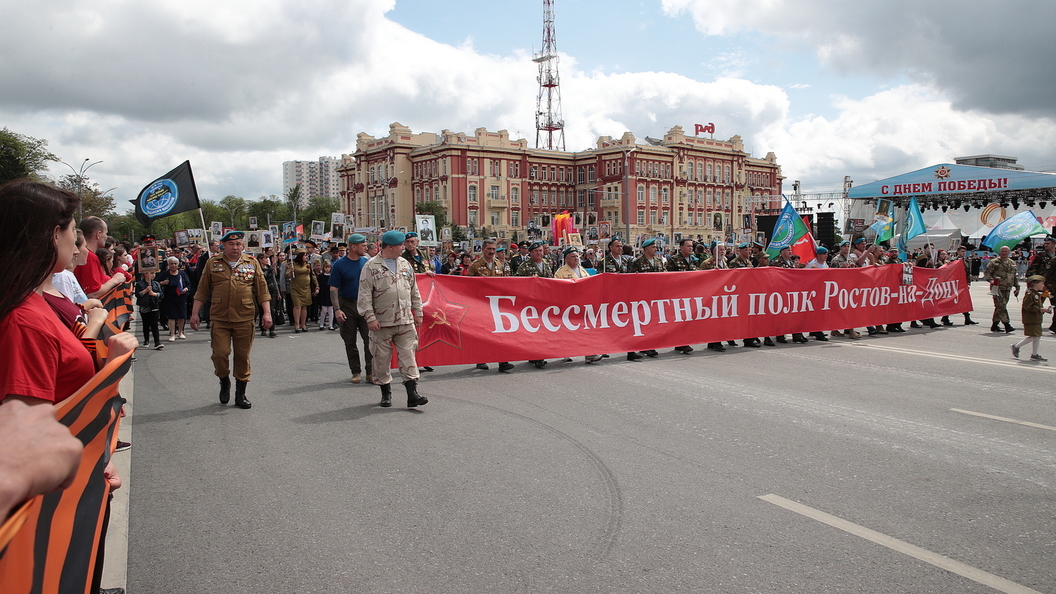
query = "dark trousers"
(141, 310, 160, 346)
(339, 299, 372, 375)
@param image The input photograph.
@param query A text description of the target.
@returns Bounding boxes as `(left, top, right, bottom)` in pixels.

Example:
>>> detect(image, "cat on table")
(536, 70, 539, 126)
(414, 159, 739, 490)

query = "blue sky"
(2, 0, 1054, 205)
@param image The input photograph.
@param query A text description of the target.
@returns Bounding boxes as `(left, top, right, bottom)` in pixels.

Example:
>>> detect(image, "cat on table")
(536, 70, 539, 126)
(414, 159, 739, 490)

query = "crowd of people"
(3, 173, 1054, 594)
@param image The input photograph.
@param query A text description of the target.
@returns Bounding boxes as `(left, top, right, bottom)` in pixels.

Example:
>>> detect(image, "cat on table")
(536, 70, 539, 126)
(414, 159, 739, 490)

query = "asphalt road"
(126, 282, 1056, 593)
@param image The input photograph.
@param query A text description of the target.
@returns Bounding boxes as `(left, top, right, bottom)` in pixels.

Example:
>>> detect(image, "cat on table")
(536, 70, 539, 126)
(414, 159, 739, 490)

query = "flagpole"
(198, 208, 207, 235)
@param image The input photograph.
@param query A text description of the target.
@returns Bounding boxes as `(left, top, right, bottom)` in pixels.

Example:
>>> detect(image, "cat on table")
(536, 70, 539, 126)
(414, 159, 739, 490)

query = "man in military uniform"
(769, 246, 809, 344)
(190, 231, 272, 409)
(629, 238, 663, 357)
(1026, 236, 1056, 332)
(663, 239, 710, 353)
(399, 231, 436, 371)
(359, 230, 428, 408)
(509, 241, 530, 272)
(514, 241, 555, 278)
(514, 241, 554, 368)
(728, 243, 761, 347)
(467, 239, 515, 372)
(698, 242, 730, 271)
(601, 239, 632, 273)
(401, 232, 432, 274)
(982, 245, 1020, 333)
(949, 245, 978, 326)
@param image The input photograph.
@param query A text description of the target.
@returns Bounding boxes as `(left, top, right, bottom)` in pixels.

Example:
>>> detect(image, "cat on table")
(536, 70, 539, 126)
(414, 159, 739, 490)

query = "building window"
(588, 191, 595, 207)
(587, 166, 595, 182)
(650, 187, 657, 204)
(469, 185, 477, 202)
(469, 210, 478, 226)
(661, 188, 669, 204)
(531, 189, 539, 204)
(638, 185, 645, 202)
(511, 187, 519, 203)
(542, 189, 548, 205)
(706, 162, 713, 182)
(491, 211, 500, 226)
(578, 167, 585, 184)
(415, 187, 421, 203)
(434, 185, 439, 202)
(706, 189, 713, 207)
(490, 185, 500, 201)
(650, 210, 657, 225)
(577, 189, 585, 207)
(530, 165, 538, 180)
(512, 211, 520, 226)
(637, 210, 645, 226)
(724, 164, 731, 183)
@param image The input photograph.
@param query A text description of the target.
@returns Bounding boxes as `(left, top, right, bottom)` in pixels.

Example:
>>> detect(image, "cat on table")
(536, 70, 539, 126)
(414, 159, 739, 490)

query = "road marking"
(758, 494, 1043, 594)
(847, 343, 1056, 374)
(951, 409, 1056, 433)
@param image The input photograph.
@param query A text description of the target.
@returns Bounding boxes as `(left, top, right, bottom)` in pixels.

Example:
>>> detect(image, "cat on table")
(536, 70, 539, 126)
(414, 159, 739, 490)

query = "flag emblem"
(140, 179, 180, 217)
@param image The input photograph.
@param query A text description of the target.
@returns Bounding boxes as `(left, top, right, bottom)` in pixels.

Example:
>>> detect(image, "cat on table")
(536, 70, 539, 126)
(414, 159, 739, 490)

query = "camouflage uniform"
(466, 256, 507, 277)
(401, 248, 430, 273)
(358, 254, 423, 385)
(982, 257, 1020, 327)
(628, 255, 664, 273)
(600, 252, 631, 274)
(515, 259, 555, 278)
(665, 253, 702, 272)
(728, 255, 753, 269)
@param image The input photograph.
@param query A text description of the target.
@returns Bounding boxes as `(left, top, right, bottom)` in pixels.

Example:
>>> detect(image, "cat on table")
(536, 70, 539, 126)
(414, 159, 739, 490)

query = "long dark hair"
(0, 179, 80, 323)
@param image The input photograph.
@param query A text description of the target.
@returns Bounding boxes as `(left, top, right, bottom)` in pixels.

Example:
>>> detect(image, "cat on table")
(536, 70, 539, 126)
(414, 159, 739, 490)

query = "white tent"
(906, 228, 964, 251)
(928, 212, 958, 230)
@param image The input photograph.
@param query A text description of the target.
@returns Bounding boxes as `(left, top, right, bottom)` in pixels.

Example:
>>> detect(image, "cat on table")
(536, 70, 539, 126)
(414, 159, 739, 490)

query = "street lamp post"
(60, 158, 103, 222)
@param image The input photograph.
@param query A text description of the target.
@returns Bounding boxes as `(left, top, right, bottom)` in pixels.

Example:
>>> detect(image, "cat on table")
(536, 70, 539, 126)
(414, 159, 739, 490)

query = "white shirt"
(53, 270, 88, 304)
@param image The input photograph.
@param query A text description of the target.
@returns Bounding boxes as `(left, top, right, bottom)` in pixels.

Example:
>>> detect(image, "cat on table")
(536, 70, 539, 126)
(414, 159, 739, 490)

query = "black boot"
(964, 314, 978, 325)
(991, 322, 1001, 332)
(234, 380, 251, 409)
(1004, 323, 1016, 333)
(380, 383, 392, 407)
(941, 316, 953, 326)
(404, 379, 428, 408)
(218, 376, 231, 404)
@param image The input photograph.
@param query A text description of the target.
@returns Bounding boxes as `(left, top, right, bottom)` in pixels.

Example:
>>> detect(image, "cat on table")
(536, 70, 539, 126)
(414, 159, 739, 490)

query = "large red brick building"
(338, 122, 783, 244)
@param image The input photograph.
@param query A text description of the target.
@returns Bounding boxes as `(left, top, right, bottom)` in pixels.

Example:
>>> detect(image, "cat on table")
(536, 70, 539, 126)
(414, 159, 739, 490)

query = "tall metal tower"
(533, 0, 565, 151)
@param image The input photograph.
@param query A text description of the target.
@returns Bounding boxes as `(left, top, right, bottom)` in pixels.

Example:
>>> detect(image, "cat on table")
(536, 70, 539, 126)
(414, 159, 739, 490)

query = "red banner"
(415, 263, 972, 366)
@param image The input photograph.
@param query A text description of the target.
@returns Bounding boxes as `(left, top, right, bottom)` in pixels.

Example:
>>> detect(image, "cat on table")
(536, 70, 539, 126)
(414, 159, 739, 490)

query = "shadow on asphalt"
(133, 403, 241, 425)
(291, 402, 424, 424)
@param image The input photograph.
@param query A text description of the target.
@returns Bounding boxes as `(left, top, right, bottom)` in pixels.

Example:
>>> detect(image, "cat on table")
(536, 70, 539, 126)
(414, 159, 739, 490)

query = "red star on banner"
(418, 278, 468, 351)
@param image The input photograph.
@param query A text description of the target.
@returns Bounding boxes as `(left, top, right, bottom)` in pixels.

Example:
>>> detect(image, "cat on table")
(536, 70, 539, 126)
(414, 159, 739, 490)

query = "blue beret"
(347, 233, 366, 244)
(642, 238, 657, 248)
(219, 230, 244, 242)
(381, 230, 406, 246)
(528, 241, 545, 251)
(815, 246, 829, 255)
(852, 237, 866, 245)
(737, 242, 749, 249)
(405, 231, 418, 238)
(562, 246, 580, 257)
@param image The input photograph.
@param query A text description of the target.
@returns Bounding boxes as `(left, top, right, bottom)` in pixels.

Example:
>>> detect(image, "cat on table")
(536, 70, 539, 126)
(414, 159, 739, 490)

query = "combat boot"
(234, 380, 251, 409)
(218, 377, 231, 404)
(404, 379, 428, 408)
(380, 383, 392, 407)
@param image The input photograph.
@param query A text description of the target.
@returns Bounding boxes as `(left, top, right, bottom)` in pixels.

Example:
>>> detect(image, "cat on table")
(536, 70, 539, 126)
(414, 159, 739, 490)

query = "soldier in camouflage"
(629, 238, 662, 357)
(982, 245, 1020, 333)
(359, 230, 428, 408)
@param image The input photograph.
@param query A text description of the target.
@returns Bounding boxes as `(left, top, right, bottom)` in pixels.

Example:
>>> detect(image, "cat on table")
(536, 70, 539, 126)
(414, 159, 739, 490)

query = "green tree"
(300, 196, 341, 230)
(57, 174, 116, 218)
(247, 195, 290, 227)
(284, 185, 302, 225)
(414, 200, 449, 228)
(0, 128, 57, 184)
(451, 225, 467, 243)
(218, 195, 248, 228)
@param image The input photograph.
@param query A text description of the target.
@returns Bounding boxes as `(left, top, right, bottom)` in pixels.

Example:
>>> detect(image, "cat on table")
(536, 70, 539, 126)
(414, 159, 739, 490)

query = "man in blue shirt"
(331, 233, 372, 383)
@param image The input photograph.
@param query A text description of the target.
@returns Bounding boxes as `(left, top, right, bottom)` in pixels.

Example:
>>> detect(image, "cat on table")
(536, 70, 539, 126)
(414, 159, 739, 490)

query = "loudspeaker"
(817, 212, 836, 247)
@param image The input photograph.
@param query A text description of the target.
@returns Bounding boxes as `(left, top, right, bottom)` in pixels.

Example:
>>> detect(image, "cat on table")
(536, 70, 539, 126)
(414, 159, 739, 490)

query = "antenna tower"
(533, 0, 565, 151)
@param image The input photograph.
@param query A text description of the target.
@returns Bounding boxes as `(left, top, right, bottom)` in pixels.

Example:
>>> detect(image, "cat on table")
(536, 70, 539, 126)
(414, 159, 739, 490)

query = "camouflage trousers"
(369, 324, 420, 385)
(991, 288, 1012, 325)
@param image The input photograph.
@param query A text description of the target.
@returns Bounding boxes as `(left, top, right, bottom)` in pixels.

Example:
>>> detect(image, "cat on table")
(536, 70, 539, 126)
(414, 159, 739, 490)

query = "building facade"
(283, 156, 341, 206)
(338, 123, 783, 245)
(954, 154, 1024, 171)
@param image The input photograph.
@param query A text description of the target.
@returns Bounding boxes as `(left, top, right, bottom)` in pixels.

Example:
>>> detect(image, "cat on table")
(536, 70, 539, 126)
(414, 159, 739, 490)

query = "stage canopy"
(849, 163, 1056, 201)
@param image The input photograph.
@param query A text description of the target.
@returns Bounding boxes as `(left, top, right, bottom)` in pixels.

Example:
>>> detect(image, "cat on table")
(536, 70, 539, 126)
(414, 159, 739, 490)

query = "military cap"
(518, 240, 531, 248)
(496, 246, 506, 252)
(347, 233, 367, 244)
(852, 237, 866, 245)
(219, 230, 244, 242)
(642, 238, 657, 248)
(303, 239, 318, 248)
(1044, 236, 1056, 243)
(528, 241, 546, 251)
(737, 242, 750, 249)
(562, 246, 580, 257)
(329, 245, 340, 252)
(139, 234, 156, 242)
(815, 246, 829, 255)
(405, 231, 419, 238)
(839, 240, 850, 246)
(381, 230, 406, 246)
(1027, 274, 1046, 283)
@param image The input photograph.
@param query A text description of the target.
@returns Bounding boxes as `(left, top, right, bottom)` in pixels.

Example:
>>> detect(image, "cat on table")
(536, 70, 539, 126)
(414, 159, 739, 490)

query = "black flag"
(131, 160, 201, 227)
